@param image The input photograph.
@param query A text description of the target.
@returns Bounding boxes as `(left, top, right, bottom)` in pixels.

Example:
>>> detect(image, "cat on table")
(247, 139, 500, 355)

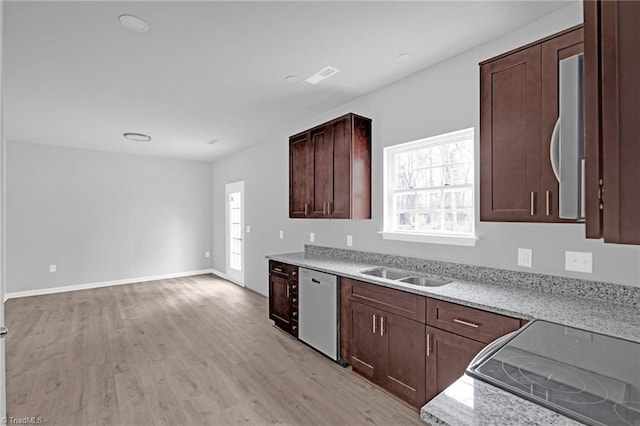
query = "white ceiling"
(4, 1, 573, 163)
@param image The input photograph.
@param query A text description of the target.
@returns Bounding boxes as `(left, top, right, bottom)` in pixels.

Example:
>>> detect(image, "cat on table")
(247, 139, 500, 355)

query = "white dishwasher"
(298, 268, 339, 362)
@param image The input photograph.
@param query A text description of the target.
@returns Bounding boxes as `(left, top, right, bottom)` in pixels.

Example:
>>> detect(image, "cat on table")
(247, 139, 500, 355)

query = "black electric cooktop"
(467, 320, 640, 426)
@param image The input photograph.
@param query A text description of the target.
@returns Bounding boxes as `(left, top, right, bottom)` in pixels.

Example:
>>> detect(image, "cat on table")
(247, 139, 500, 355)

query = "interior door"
(225, 181, 244, 285)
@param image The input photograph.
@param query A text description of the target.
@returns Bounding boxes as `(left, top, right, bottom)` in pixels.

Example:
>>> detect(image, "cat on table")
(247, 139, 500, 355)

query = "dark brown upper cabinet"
(289, 113, 372, 219)
(480, 26, 583, 222)
(584, 0, 640, 244)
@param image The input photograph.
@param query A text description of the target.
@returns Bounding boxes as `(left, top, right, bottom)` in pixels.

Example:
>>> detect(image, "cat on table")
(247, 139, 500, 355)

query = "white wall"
(7, 142, 212, 293)
(212, 3, 640, 296)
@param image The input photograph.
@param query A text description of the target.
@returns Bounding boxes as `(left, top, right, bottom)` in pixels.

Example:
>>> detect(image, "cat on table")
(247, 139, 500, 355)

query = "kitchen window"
(381, 128, 477, 246)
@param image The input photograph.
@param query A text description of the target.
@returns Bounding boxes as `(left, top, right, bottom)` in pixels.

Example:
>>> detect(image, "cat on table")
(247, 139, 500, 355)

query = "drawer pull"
(453, 318, 480, 328)
(292, 285, 297, 290)
(530, 191, 535, 216)
(286, 285, 290, 299)
(274, 267, 283, 273)
(292, 271, 297, 276)
(373, 314, 377, 334)
(427, 333, 432, 356)
(380, 316, 385, 337)
(292, 312, 297, 317)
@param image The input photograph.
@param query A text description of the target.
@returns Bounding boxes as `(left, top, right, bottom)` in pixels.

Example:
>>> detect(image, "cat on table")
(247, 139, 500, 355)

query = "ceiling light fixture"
(123, 132, 151, 142)
(118, 14, 149, 33)
(284, 75, 300, 84)
(305, 66, 340, 85)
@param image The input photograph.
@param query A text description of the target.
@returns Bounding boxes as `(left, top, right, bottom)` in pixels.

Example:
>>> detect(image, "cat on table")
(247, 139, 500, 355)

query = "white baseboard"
(4, 269, 214, 301)
(210, 268, 245, 287)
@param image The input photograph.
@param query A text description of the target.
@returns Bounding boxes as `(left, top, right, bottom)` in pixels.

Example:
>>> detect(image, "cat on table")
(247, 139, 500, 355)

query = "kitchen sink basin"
(359, 267, 452, 287)
(360, 267, 409, 280)
(398, 276, 452, 287)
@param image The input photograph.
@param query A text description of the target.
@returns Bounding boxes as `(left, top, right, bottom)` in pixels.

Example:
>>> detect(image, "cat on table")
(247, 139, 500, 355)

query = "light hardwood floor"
(6, 274, 425, 425)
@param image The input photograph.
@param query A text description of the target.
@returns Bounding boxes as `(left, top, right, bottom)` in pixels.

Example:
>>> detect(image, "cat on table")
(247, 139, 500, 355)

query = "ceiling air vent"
(305, 66, 340, 85)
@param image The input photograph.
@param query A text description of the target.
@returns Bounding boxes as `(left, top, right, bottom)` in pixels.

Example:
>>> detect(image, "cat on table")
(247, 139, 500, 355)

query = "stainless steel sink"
(359, 267, 452, 287)
(398, 276, 452, 287)
(360, 267, 410, 280)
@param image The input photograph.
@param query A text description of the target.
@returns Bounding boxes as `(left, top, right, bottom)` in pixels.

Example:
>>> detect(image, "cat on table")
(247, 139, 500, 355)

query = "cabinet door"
(425, 326, 485, 401)
(600, 0, 640, 244)
(289, 134, 312, 218)
(269, 275, 292, 331)
(330, 116, 352, 218)
(349, 301, 380, 381)
(380, 312, 426, 408)
(540, 28, 584, 222)
(480, 45, 543, 221)
(583, 0, 603, 239)
(310, 125, 333, 217)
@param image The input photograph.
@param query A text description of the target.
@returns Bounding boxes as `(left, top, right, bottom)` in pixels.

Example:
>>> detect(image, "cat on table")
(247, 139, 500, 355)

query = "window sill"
(378, 231, 478, 247)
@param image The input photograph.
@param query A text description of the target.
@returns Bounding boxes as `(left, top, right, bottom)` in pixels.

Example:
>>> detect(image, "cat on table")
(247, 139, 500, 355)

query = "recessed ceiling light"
(305, 66, 340, 85)
(397, 53, 413, 61)
(123, 132, 151, 142)
(284, 75, 300, 84)
(205, 139, 219, 145)
(118, 14, 149, 33)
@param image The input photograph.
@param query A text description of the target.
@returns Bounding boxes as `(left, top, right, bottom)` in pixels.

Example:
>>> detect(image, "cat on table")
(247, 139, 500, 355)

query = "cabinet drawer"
(345, 278, 426, 323)
(269, 260, 298, 280)
(426, 298, 520, 344)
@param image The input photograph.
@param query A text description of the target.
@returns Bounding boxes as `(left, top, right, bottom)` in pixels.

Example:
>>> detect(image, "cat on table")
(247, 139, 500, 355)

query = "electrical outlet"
(309, 232, 315, 243)
(49, 264, 57, 273)
(566, 251, 593, 273)
(347, 235, 353, 246)
(518, 248, 532, 268)
(279, 230, 284, 239)
(205, 251, 210, 258)
(246, 225, 251, 233)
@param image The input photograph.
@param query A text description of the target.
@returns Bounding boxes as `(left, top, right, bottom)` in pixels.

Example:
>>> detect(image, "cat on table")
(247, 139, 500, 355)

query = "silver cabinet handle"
(274, 267, 283, 273)
(304, 202, 308, 216)
(550, 117, 561, 182)
(286, 285, 290, 299)
(530, 192, 535, 216)
(453, 318, 480, 328)
(546, 191, 551, 216)
(380, 316, 385, 337)
(372, 314, 377, 334)
(323, 202, 327, 215)
(426, 333, 432, 356)
(0, 327, 7, 338)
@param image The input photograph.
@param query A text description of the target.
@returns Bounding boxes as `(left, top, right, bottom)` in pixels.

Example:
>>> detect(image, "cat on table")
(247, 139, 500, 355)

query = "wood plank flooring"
(5, 274, 424, 425)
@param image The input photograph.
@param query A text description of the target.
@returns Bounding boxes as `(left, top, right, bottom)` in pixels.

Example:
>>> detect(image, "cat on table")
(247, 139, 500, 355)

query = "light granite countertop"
(267, 250, 640, 426)
(267, 251, 640, 344)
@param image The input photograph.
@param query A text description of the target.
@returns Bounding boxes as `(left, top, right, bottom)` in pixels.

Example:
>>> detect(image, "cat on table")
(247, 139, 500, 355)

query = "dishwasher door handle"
(311, 278, 321, 284)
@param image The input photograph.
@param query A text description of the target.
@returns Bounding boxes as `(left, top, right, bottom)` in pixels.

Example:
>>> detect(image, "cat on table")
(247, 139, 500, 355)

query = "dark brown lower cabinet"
(268, 261, 298, 337)
(348, 301, 426, 408)
(425, 326, 485, 401)
(381, 311, 426, 407)
(269, 275, 292, 329)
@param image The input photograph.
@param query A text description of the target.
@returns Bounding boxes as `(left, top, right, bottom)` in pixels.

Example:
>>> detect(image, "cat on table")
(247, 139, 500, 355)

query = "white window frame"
(381, 128, 478, 247)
